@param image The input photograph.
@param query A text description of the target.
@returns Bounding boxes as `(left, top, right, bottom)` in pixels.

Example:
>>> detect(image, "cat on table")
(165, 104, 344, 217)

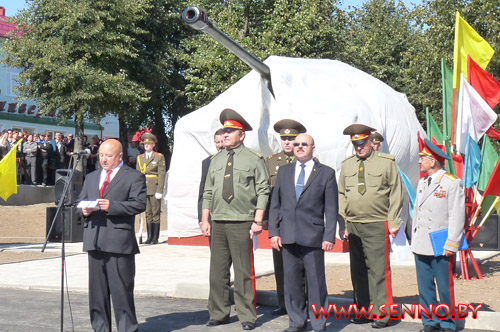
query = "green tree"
(180, 0, 346, 110)
(126, 0, 191, 164)
(2, 0, 150, 155)
(340, 0, 429, 118)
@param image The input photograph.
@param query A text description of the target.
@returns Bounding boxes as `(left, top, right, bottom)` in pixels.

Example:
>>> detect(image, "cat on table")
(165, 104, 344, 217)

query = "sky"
(2, 0, 424, 16)
(1, 0, 28, 16)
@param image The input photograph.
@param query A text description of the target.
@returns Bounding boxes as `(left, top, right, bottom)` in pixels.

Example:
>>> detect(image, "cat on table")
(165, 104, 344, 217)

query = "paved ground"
(0, 241, 497, 332)
(1, 288, 491, 332)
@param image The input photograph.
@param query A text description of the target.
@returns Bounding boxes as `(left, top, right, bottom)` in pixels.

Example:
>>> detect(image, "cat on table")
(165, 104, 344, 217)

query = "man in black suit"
(77, 139, 147, 332)
(198, 128, 225, 226)
(269, 134, 342, 332)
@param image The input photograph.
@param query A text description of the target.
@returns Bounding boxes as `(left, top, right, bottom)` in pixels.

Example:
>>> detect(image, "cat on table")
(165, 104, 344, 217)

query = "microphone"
(71, 148, 91, 157)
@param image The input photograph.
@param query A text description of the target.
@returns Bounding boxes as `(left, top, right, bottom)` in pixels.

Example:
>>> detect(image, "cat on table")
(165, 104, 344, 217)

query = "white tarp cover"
(167, 56, 424, 238)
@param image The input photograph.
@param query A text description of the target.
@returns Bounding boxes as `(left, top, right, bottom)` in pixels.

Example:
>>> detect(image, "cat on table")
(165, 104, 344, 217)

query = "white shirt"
(99, 161, 124, 189)
(294, 159, 314, 186)
(145, 151, 153, 159)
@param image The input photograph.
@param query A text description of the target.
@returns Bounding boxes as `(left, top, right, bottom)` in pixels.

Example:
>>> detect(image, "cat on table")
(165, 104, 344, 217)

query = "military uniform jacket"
(202, 144, 270, 221)
(136, 152, 166, 196)
(338, 151, 403, 229)
(411, 169, 465, 256)
(266, 151, 295, 188)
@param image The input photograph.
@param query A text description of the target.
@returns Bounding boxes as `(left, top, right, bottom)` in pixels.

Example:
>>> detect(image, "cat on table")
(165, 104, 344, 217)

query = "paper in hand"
(77, 200, 99, 209)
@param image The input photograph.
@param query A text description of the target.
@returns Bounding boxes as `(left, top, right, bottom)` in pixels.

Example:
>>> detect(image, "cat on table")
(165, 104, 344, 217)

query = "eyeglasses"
(293, 142, 310, 147)
(418, 155, 434, 161)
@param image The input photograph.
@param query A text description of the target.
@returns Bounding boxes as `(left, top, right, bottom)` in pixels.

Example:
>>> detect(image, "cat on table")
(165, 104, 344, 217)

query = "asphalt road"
(0, 288, 492, 332)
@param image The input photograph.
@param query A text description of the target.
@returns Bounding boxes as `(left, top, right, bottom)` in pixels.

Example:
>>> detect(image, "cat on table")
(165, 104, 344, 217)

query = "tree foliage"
(2, 0, 150, 125)
(2, 0, 500, 161)
(180, 0, 347, 110)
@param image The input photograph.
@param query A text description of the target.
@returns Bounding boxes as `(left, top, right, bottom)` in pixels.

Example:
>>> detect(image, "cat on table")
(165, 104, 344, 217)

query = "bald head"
(293, 134, 315, 163)
(99, 139, 123, 170)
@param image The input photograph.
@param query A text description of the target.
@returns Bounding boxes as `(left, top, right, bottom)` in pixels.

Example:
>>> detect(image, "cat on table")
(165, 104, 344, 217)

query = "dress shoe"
(441, 328, 456, 332)
(206, 318, 229, 326)
(371, 321, 387, 328)
(272, 306, 287, 316)
(350, 316, 371, 324)
(282, 324, 307, 332)
(419, 325, 440, 332)
(241, 321, 255, 330)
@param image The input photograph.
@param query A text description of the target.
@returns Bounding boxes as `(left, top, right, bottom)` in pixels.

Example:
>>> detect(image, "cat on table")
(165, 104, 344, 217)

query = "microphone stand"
(42, 154, 83, 332)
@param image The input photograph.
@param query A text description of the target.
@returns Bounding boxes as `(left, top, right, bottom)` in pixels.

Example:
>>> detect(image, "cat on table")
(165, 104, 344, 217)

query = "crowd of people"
(0, 128, 148, 186)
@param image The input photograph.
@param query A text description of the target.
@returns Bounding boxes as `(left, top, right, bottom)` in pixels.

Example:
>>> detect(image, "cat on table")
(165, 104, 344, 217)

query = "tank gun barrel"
(182, 6, 275, 97)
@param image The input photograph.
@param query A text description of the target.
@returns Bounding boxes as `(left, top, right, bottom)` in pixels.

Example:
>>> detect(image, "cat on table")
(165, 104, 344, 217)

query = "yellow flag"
(453, 11, 494, 89)
(0, 139, 22, 201)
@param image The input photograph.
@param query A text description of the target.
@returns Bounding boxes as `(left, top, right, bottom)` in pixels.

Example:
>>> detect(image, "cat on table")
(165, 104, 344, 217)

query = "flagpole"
(477, 197, 500, 229)
(469, 195, 484, 226)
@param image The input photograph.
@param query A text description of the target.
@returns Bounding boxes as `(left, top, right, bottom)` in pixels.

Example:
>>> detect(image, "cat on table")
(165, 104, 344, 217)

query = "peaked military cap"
(371, 131, 385, 144)
(220, 108, 253, 131)
(343, 124, 376, 146)
(141, 132, 157, 144)
(419, 138, 451, 163)
(273, 119, 307, 137)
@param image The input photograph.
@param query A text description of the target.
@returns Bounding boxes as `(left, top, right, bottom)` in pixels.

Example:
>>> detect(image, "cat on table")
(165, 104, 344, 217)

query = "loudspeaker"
(470, 214, 500, 251)
(46, 206, 84, 243)
(54, 169, 83, 206)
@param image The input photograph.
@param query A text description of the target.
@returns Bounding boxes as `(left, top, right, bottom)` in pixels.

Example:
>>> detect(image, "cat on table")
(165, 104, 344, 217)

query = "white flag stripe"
(456, 73, 497, 154)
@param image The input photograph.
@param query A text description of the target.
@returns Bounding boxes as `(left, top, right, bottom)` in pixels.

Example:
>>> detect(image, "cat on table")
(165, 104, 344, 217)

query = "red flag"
(486, 126, 500, 140)
(452, 153, 464, 179)
(483, 159, 500, 197)
(417, 131, 425, 152)
(468, 55, 500, 109)
(417, 131, 426, 178)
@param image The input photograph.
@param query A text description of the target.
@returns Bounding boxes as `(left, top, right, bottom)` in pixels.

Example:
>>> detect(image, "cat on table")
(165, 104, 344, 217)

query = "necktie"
(358, 160, 366, 195)
(100, 170, 112, 198)
(222, 150, 235, 203)
(427, 176, 432, 187)
(295, 163, 305, 201)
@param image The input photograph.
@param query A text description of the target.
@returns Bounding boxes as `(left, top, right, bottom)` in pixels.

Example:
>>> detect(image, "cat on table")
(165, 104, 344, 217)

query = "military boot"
(152, 223, 160, 244)
(144, 223, 153, 244)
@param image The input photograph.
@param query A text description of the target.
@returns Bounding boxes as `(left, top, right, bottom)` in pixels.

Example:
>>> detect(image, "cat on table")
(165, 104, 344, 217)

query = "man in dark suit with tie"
(198, 128, 225, 226)
(269, 133, 341, 332)
(77, 139, 147, 332)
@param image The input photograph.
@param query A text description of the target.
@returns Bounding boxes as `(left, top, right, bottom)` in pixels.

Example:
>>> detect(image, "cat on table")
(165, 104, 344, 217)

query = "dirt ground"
(1, 203, 499, 311)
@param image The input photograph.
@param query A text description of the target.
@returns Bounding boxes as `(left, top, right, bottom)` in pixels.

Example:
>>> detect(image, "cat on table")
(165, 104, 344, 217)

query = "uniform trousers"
(88, 251, 138, 332)
(414, 254, 456, 330)
(347, 221, 393, 324)
(282, 244, 328, 331)
(208, 220, 256, 323)
(145, 195, 160, 223)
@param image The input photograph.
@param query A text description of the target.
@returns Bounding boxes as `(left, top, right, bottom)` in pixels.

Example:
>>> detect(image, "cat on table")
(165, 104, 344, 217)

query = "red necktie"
(99, 170, 112, 198)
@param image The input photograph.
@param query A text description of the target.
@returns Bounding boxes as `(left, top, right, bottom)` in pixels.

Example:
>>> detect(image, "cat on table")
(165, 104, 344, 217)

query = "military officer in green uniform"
(265, 119, 306, 316)
(201, 108, 270, 331)
(371, 131, 384, 151)
(136, 133, 166, 244)
(338, 124, 403, 328)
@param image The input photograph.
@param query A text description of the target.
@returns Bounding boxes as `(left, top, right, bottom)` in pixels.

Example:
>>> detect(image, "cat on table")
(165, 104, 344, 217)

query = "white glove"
(155, 192, 163, 200)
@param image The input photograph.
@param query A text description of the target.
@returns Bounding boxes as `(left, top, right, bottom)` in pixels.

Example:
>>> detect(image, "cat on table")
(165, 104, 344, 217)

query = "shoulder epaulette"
(443, 172, 458, 181)
(138, 153, 144, 157)
(154, 152, 162, 155)
(377, 152, 395, 161)
(268, 152, 280, 159)
(341, 155, 356, 164)
(247, 147, 263, 158)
